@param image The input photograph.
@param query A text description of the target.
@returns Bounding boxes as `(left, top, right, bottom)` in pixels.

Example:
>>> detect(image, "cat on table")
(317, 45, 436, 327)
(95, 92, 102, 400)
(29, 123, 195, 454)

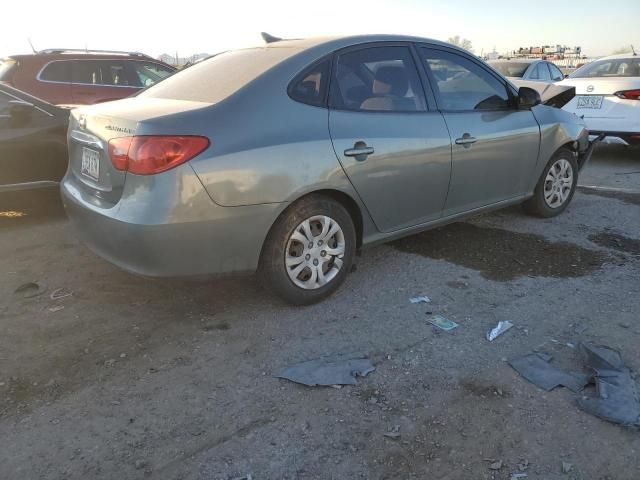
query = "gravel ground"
(0, 144, 639, 480)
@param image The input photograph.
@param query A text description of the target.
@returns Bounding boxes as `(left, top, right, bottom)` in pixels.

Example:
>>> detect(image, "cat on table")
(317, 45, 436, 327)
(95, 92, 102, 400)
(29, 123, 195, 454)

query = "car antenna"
(261, 32, 282, 44)
(27, 37, 37, 54)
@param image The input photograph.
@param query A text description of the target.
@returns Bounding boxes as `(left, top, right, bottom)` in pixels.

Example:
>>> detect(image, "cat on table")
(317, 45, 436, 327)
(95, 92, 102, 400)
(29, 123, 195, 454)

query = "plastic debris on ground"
(274, 353, 375, 387)
(428, 315, 458, 331)
(14, 282, 45, 299)
(561, 462, 573, 474)
(48, 305, 65, 313)
(50, 287, 73, 300)
(486, 321, 514, 341)
(409, 295, 431, 304)
(383, 425, 401, 439)
(509, 352, 590, 393)
(577, 342, 640, 427)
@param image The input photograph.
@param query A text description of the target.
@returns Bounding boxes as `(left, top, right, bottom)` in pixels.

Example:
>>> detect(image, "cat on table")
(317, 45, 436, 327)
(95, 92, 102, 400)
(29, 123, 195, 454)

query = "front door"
(417, 47, 540, 216)
(328, 45, 452, 233)
(0, 91, 67, 187)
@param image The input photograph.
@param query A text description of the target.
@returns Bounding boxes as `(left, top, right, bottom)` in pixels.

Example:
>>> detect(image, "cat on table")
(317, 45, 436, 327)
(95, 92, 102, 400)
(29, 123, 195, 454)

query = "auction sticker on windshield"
(576, 96, 603, 109)
(81, 147, 100, 181)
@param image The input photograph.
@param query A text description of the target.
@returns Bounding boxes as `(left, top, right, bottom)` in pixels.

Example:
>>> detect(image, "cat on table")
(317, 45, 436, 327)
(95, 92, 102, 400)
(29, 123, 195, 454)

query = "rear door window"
(536, 63, 551, 81)
(419, 48, 510, 111)
(548, 63, 564, 81)
(289, 59, 330, 107)
(330, 46, 426, 112)
(40, 61, 71, 82)
(71, 60, 138, 86)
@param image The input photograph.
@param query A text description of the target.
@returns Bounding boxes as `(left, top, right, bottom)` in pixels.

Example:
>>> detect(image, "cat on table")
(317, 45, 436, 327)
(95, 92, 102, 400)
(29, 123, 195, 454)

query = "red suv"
(0, 49, 176, 106)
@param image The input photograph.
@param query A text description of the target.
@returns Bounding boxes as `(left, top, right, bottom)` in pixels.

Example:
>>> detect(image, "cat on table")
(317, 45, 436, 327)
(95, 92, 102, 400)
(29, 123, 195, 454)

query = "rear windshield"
(138, 47, 300, 103)
(571, 58, 640, 78)
(0, 58, 18, 81)
(489, 62, 530, 78)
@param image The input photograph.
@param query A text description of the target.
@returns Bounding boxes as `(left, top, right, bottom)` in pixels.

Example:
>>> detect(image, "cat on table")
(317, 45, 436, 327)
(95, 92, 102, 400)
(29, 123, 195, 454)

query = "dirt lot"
(1, 145, 639, 480)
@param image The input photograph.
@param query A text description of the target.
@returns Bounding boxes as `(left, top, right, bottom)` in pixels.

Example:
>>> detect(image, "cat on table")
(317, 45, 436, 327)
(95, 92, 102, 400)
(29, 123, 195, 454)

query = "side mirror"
(518, 87, 541, 109)
(564, 73, 570, 79)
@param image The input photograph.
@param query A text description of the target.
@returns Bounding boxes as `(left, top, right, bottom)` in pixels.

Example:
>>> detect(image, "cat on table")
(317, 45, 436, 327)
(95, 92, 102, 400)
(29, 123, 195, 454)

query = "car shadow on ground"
(0, 188, 67, 229)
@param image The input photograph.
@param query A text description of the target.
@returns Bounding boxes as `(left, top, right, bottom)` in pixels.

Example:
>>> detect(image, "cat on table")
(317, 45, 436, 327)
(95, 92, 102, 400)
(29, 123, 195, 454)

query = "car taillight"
(614, 89, 640, 100)
(107, 136, 209, 175)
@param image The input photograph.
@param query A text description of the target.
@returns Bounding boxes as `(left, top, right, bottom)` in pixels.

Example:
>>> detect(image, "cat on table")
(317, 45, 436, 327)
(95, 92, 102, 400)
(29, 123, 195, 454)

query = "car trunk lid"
(68, 98, 210, 205)
(560, 77, 640, 95)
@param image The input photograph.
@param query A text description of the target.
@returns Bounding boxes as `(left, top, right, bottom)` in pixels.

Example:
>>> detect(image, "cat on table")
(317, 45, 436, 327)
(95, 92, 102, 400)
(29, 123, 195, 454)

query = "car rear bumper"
(61, 165, 282, 277)
(588, 132, 640, 146)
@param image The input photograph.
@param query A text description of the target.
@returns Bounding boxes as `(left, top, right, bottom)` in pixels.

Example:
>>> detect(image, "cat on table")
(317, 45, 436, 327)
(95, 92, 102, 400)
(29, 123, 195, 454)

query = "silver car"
(489, 59, 565, 83)
(61, 35, 595, 304)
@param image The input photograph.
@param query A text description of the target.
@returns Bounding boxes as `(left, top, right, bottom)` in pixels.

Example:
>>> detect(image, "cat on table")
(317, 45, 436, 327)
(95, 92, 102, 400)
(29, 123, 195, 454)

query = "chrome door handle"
(344, 141, 374, 161)
(455, 133, 477, 147)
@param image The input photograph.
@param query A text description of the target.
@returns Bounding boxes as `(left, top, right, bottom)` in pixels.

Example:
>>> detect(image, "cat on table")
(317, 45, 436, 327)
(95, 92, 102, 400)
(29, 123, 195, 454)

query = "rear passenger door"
(417, 47, 540, 216)
(71, 60, 140, 104)
(328, 44, 452, 233)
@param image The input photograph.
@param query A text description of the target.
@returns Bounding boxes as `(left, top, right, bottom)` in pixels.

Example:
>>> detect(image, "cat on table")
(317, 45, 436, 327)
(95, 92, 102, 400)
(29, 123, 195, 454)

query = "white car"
(559, 54, 640, 146)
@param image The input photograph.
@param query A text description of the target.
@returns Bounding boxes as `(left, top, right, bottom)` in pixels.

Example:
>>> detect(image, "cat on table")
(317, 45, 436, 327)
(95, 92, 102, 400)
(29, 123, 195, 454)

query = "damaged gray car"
(61, 34, 598, 304)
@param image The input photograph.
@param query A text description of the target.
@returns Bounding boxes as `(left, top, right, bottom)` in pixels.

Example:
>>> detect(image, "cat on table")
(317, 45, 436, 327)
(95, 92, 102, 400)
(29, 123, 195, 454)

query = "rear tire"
(523, 148, 578, 218)
(259, 195, 356, 305)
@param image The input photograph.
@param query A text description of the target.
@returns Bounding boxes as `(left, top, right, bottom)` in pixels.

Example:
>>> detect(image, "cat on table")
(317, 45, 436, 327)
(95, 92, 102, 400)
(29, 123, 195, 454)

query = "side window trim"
(416, 44, 518, 113)
(328, 42, 428, 114)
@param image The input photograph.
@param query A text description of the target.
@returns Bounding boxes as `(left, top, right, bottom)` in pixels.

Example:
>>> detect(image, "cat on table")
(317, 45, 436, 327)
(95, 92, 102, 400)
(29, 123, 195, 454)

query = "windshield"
(0, 58, 18, 81)
(489, 62, 530, 78)
(138, 47, 300, 103)
(571, 58, 640, 78)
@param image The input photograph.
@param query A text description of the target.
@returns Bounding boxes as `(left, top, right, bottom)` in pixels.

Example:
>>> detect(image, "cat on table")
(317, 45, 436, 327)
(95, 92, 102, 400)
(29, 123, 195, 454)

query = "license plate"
(81, 147, 100, 181)
(576, 95, 603, 109)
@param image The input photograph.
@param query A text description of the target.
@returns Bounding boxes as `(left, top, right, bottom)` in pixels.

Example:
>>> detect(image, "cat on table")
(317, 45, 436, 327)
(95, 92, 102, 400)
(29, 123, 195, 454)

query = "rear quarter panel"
(182, 55, 370, 212)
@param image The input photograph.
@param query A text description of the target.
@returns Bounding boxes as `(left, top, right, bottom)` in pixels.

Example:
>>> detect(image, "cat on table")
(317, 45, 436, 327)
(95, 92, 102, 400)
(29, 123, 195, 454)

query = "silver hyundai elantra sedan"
(61, 34, 596, 304)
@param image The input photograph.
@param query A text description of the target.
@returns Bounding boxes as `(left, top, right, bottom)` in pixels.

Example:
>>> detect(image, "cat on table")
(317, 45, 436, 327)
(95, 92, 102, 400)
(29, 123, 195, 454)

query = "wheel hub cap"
(543, 158, 573, 209)
(285, 215, 346, 290)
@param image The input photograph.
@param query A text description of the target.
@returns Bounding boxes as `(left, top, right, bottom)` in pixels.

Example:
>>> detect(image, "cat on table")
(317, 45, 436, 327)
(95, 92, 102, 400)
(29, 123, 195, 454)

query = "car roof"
(268, 34, 449, 46)
(591, 53, 639, 61)
(488, 58, 540, 63)
(7, 52, 174, 66)
(256, 34, 456, 55)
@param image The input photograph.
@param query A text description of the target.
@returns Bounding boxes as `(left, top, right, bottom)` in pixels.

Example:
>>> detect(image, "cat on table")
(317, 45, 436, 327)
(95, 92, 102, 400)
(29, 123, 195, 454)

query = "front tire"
(259, 195, 356, 305)
(523, 148, 578, 218)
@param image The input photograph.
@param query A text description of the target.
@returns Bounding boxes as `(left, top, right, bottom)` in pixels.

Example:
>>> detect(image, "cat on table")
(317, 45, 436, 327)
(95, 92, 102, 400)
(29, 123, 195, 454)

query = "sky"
(2, 0, 639, 59)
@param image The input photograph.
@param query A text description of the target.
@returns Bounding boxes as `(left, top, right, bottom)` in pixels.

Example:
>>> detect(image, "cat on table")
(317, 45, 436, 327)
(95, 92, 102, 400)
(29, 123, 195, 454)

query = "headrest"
(372, 66, 409, 97)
